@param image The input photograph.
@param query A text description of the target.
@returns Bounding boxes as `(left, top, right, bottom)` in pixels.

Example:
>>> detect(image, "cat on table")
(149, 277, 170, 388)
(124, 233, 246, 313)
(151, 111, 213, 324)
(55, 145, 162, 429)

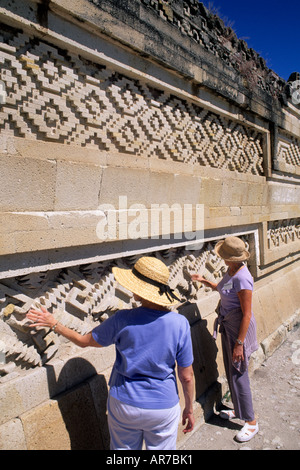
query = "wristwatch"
(51, 321, 59, 332)
(236, 339, 243, 345)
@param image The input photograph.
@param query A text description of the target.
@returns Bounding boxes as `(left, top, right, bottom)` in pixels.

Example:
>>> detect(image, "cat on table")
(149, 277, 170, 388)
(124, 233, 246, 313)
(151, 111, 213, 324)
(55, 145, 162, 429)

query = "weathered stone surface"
(21, 382, 104, 450)
(0, 418, 27, 450)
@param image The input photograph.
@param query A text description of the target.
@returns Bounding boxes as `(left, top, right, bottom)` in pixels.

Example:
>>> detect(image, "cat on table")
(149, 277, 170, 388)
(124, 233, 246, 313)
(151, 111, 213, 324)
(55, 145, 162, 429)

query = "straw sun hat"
(215, 236, 250, 262)
(112, 256, 181, 307)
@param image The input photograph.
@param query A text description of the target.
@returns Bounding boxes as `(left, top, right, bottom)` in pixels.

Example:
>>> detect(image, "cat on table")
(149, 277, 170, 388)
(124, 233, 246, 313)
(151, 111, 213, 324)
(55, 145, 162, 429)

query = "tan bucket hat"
(112, 256, 181, 307)
(215, 236, 250, 262)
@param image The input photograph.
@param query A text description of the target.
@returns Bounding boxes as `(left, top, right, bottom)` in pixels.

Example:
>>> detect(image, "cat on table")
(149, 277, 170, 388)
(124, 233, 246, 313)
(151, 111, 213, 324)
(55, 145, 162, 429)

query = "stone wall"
(0, 0, 299, 449)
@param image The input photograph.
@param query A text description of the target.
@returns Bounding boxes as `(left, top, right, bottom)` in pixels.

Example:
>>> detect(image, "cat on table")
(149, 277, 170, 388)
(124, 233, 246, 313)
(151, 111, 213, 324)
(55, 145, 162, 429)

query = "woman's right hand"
(190, 274, 218, 291)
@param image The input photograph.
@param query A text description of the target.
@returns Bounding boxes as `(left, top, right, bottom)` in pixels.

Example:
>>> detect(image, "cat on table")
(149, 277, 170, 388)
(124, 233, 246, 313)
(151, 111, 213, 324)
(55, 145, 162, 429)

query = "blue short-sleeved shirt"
(217, 265, 253, 317)
(92, 307, 193, 409)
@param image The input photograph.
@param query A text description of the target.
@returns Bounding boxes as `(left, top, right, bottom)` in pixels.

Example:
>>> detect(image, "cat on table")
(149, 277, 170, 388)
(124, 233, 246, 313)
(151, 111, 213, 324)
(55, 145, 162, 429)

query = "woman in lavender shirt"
(192, 236, 259, 443)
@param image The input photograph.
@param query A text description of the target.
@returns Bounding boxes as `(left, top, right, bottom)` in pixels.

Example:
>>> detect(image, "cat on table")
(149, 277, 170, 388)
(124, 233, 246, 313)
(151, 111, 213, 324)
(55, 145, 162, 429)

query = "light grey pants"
(107, 394, 181, 450)
(221, 331, 255, 422)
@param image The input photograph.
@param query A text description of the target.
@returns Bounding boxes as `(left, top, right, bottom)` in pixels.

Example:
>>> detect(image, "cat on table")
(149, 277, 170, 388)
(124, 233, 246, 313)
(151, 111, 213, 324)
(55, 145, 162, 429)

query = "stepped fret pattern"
(0, 29, 263, 175)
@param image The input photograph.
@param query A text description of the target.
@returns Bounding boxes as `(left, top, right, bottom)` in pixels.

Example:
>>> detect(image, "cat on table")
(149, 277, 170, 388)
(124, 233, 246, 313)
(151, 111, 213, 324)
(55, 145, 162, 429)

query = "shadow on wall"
(178, 302, 222, 420)
(45, 358, 110, 450)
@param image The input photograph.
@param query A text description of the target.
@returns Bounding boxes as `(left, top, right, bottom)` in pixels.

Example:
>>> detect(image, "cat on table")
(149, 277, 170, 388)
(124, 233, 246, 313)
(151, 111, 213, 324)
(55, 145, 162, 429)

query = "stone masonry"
(0, 0, 299, 450)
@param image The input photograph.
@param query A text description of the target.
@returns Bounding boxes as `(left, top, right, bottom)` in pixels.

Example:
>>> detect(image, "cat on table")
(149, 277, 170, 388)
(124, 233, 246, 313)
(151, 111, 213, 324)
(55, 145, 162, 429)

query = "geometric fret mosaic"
(277, 136, 300, 169)
(0, 239, 251, 375)
(267, 218, 300, 248)
(0, 27, 264, 175)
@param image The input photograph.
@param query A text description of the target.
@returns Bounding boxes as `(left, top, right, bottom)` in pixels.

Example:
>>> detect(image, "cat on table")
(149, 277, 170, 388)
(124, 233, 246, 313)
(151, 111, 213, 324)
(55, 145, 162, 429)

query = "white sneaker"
(236, 422, 259, 442)
(219, 409, 236, 420)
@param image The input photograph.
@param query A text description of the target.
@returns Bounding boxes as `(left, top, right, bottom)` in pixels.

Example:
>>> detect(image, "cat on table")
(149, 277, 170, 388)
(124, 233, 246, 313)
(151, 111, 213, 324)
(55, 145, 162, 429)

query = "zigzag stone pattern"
(0, 26, 264, 175)
(276, 135, 300, 171)
(267, 218, 300, 248)
(0, 240, 247, 378)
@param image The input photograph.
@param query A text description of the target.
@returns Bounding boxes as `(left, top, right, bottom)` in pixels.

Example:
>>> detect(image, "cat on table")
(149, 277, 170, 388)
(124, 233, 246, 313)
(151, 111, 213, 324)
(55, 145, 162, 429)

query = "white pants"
(107, 395, 181, 450)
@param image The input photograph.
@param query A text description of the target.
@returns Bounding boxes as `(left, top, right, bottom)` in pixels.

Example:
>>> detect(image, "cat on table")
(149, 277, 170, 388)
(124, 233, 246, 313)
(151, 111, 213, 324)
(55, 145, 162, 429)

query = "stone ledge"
(0, 344, 115, 426)
(260, 310, 300, 360)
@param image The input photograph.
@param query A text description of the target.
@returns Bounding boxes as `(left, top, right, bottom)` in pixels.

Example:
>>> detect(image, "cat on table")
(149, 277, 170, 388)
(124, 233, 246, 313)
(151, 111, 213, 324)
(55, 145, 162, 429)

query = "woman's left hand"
(233, 343, 244, 362)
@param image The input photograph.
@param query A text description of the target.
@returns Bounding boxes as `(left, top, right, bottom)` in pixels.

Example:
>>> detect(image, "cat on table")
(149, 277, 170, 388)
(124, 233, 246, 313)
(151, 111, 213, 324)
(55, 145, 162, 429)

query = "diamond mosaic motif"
(0, 28, 264, 175)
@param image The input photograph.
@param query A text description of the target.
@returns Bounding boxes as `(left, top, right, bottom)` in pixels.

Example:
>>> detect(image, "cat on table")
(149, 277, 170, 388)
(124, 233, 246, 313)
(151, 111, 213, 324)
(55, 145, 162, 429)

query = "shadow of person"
(178, 301, 221, 421)
(204, 411, 243, 432)
(45, 357, 110, 450)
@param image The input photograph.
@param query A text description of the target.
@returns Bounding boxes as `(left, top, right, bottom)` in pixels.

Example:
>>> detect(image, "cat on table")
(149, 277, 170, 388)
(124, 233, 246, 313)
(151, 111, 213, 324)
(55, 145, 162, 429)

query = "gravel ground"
(180, 326, 300, 451)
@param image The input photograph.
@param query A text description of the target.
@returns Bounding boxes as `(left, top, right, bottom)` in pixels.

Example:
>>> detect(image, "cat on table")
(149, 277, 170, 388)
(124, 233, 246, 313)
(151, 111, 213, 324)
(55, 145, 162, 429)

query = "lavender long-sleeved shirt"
(217, 265, 253, 317)
(214, 265, 258, 372)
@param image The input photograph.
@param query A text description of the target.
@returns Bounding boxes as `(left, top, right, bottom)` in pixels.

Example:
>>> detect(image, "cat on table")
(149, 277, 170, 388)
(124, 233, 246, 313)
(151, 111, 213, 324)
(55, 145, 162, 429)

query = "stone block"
(245, 182, 265, 206)
(0, 233, 16, 255)
(0, 212, 49, 234)
(261, 325, 288, 359)
(269, 276, 296, 323)
(149, 156, 194, 176)
(221, 179, 249, 207)
(45, 347, 115, 396)
(254, 283, 283, 336)
(283, 309, 300, 331)
(43, 358, 68, 398)
(252, 292, 269, 343)
(0, 0, 299, 452)
(0, 367, 50, 426)
(99, 166, 150, 207)
(199, 176, 223, 207)
(196, 292, 220, 319)
(0, 418, 27, 450)
(99, 167, 203, 209)
(14, 226, 100, 253)
(55, 161, 103, 211)
(21, 382, 104, 450)
(209, 206, 231, 220)
(190, 320, 219, 399)
(248, 345, 265, 373)
(0, 210, 107, 254)
(268, 181, 300, 207)
(284, 267, 300, 312)
(0, 155, 56, 211)
(169, 174, 202, 206)
(13, 137, 107, 166)
(60, 348, 114, 390)
(147, 171, 175, 206)
(89, 372, 111, 450)
(81, 344, 116, 374)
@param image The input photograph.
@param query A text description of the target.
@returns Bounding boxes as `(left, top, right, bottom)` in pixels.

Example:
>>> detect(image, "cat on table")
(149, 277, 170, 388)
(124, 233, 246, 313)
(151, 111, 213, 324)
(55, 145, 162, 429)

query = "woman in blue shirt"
(27, 256, 195, 450)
